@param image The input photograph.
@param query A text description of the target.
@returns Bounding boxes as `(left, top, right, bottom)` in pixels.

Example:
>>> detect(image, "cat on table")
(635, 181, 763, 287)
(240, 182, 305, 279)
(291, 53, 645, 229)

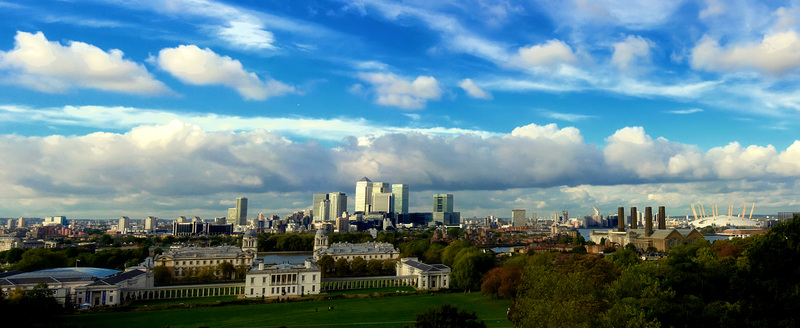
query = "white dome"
(690, 215, 760, 228)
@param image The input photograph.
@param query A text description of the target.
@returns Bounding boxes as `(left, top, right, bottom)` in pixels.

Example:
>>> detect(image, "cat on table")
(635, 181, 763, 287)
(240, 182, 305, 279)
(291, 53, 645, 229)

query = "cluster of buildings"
(590, 206, 705, 252)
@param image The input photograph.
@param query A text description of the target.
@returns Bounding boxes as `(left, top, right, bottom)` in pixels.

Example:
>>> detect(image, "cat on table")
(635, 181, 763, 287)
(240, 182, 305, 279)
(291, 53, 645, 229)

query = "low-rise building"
(396, 257, 450, 290)
(244, 258, 321, 297)
(590, 228, 704, 252)
(0, 266, 152, 308)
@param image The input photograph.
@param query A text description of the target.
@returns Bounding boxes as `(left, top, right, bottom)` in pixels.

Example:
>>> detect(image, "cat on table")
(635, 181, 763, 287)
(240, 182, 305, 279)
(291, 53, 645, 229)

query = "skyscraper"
(119, 216, 130, 234)
(512, 209, 527, 227)
(327, 192, 347, 220)
(355, 177, 373, 213)
(237, 197, 248, 226)
(372, 192, 394, 213)
(391, 184, 409, 217)
(228, 197, 248, 226)
(433, 194, 458, 225)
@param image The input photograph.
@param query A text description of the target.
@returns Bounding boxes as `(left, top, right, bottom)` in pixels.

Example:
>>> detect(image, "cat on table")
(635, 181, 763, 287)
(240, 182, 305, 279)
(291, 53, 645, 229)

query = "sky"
(1, 0, 799, 221)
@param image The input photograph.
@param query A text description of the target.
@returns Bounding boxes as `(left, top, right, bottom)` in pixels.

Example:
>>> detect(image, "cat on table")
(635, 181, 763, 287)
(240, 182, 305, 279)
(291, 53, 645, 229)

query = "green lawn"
(61, 292, 512, 328)
(129, 295, 240, 307)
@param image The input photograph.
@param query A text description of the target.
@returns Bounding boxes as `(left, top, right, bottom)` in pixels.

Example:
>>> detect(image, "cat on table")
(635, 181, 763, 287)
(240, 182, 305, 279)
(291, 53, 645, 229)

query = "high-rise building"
(372, 192, 394, 213)
(317, 199, 331, 222)
(433, 194, 459, 226)
(355, 177, 373, 213)
(312, 193, 327, 220)
(228, 197, 248, 226)
(118, 216, 130, 234)
(327, 192, 347, 220)
(512, 209, 527, 227)
(312, 192, 347, 222)
(144, 216, 158, 232)
(391, 184, 409, 217)
(236, 197, 248, 226)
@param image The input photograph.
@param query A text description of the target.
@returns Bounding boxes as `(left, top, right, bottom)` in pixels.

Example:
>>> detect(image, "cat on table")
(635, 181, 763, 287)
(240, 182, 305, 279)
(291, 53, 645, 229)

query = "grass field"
(61, 292, 512, 328)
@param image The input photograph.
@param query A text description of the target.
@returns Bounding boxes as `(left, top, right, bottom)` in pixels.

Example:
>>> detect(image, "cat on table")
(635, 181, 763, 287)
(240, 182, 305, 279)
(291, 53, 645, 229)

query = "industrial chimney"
(630, 207, 638, 229)
(618, 207, 625, 231)
(658, 206, 666, 230)
(645, 206, 653, 237)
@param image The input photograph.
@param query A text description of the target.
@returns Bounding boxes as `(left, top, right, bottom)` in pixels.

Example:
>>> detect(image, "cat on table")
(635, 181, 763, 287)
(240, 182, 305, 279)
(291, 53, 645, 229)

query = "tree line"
(484, 216, 800, 328)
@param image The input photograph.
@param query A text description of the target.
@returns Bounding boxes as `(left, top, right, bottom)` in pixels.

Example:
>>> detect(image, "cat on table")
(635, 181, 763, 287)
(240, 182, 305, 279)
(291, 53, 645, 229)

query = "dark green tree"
(415, 304, 486, 328)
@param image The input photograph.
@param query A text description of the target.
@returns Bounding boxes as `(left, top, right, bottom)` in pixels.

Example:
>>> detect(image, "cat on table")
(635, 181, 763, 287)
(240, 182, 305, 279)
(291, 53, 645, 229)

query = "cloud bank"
(1, 120, 799, 217)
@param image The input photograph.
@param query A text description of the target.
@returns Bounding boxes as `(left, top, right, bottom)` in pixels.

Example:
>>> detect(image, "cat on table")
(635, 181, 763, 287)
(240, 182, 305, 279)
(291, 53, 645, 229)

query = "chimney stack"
(618, 207, 625, 231)
(658, 206, 666, 230)
(630, 207, 638, 229)
(645, 206, 653, 237)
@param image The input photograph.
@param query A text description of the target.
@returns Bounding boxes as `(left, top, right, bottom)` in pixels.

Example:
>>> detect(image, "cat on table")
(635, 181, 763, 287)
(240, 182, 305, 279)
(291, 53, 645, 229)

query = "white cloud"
(458, 78, 492, 99)
(699, 0, 726, 19)
(691, 32, 800, 75)
(539, 109, 596, 122)
(0, 31, 169, 94)
(611, 35, 652, 72)
(154, 45, 294, 100)
(666, 108, 704, 114)
(513, 39, 578, 68)
(357, 72, 443, 109)
(216, 20, 276, 50)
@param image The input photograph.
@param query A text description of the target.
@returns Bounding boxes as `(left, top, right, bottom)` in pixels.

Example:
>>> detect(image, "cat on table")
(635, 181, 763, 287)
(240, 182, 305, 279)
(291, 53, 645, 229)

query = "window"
(250, 277, 254, 284)
(263, 277, 266, 283)
(109, 296, 113, 302)
(302, 275, 305, 282)
(312, 274, 316, 282)
(312, 285, 315, 292)
(250, 288, 253, 295)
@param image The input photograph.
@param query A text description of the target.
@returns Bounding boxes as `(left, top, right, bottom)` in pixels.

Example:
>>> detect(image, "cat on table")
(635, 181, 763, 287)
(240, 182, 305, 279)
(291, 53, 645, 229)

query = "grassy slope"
(62, 292, 512, 328)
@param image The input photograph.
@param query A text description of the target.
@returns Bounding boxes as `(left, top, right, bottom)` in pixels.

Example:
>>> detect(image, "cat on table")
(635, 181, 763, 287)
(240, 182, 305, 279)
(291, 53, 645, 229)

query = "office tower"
(119, 216, 130, 234)
(177, 216, 188, 223)
(228, 208, 237, 223)
(312, 193, 327, 218)
(236, 197, 248, 226)
(328, 192, 347, 220)
(355, 177, 373, 213)
(392, 184, 409, 217)
(512, 209, 527, 227)
(372, 192, 394, 213)
(317, 199, 331, 222)
(433, 194, 458, 225)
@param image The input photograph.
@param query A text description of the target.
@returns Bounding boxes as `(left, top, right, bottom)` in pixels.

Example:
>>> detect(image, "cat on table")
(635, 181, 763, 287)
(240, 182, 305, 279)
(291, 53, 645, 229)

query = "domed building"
(312, 228, 399, 262)
(689, 215, 761, 229)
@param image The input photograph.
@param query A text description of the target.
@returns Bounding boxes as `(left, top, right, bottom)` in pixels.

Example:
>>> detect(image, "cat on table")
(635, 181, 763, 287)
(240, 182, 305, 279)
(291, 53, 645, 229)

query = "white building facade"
(244, 259, 321, 297)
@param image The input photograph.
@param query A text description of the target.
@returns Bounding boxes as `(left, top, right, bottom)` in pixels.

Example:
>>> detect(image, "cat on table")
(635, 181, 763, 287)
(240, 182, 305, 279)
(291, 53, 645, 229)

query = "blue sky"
(0, 0, 799, 220)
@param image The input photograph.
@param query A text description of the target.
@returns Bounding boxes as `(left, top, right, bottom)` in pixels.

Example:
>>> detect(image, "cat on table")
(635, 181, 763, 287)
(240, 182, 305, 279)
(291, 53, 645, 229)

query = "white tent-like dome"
(690, 215, 760, 228)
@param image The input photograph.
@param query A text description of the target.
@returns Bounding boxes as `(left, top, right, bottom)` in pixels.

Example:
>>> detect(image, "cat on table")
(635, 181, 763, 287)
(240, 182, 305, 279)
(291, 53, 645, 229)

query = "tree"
(350, 257, 367, 276)
(450, 247, 495, 290)
(334, 257, 350, 277)
(441, 240, 470, 267)
(153, 265, 172, 285)
(571, 245, 587, 254)
(415, 304, 486, 328)
(317, 255, 335, 277)
(217, 261, 235, 280)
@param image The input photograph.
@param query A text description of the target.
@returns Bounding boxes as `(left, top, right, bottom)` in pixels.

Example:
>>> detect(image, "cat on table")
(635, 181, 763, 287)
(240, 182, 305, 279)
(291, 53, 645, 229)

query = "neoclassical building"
(154, 230, 258, 280)
(396, 257, 450, 290)
(312, 228, 399, 261)
(244, 258, 321, 298)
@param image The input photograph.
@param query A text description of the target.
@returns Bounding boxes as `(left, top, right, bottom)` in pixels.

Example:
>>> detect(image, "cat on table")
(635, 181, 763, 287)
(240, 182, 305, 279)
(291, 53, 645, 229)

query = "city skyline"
(1, 1, 799, 219)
